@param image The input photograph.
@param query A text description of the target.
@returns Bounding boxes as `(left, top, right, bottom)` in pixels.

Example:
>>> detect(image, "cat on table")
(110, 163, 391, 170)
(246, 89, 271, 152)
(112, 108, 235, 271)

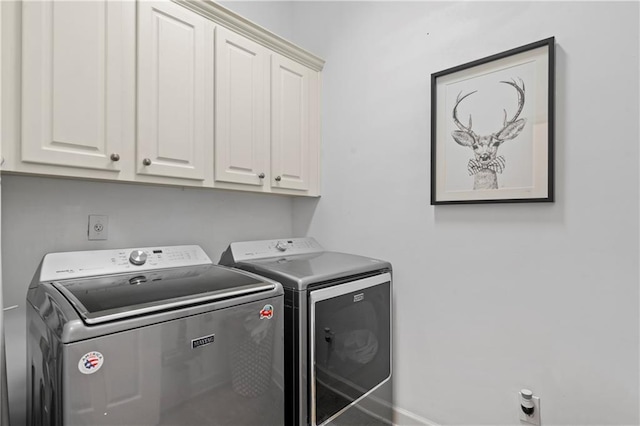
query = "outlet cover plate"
(519, 395, 540, 426)
(88, 215, 108, 240)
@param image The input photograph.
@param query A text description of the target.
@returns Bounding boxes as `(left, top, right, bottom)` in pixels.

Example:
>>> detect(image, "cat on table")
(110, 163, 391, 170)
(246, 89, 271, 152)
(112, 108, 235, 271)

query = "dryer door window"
(309, 273, 391, 426)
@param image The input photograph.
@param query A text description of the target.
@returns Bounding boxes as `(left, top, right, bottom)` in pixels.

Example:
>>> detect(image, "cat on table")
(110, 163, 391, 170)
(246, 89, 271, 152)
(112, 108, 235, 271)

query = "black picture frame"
(430, 37, 555, 205)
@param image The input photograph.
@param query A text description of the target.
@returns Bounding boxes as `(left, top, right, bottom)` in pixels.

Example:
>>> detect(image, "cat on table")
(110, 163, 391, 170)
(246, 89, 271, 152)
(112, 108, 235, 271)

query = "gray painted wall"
(3, 1, 639, 425)
(287, 1, 638, 425)
(220, 1, 294, 41)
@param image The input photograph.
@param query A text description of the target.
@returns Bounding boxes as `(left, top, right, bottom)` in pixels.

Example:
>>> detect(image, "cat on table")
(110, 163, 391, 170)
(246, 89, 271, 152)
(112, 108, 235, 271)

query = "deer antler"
(496, 78, 525, 139)
(452, 90, 478, 136)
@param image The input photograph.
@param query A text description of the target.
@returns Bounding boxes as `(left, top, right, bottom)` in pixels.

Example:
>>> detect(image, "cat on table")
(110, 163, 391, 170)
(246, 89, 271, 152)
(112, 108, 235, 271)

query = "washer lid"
(232, 251, 392, 290)
(53, 265, 278, 324)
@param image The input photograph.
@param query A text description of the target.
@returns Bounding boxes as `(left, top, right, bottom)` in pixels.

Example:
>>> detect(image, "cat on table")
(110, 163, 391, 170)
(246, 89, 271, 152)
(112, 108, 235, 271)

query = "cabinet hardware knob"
(110, 153, 120, 162)
(275, 176, 282, 182)
(142, 158, 152, 166)
(258, 173, 265, 179)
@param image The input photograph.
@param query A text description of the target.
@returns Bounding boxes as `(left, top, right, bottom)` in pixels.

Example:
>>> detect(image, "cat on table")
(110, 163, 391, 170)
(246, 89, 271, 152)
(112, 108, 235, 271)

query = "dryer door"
(309, 273, 391, 426)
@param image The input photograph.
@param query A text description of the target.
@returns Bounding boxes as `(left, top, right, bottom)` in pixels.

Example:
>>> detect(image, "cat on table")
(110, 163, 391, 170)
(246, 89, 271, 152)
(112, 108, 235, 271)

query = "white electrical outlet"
(88, 215, 108, 240)
(519, 393, 541, 426)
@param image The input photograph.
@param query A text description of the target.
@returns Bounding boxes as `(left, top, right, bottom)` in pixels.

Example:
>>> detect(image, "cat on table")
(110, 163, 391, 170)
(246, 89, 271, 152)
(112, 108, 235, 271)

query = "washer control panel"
(40, 245, 212, 282)
(227, 237, 324, 261)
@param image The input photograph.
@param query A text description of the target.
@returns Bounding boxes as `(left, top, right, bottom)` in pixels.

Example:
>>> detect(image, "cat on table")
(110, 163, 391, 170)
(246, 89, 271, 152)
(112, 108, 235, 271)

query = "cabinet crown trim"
(173, 0, 325, 71)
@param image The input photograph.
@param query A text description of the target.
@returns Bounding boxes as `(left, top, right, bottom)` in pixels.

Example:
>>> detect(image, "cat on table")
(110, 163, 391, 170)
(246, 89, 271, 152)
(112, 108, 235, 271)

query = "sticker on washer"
(78, 351, 104, 374)
(259, 304, 274, 320)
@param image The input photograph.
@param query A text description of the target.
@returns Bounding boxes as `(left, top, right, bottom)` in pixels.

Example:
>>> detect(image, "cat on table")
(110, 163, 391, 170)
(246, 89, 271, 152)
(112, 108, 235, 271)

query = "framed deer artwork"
(431, 37, 555, 205)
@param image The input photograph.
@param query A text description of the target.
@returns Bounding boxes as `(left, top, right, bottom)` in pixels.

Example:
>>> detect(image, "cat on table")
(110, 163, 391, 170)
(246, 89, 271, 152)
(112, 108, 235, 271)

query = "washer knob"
(129, 250, 147, 266)
(275, 241, 288, 252)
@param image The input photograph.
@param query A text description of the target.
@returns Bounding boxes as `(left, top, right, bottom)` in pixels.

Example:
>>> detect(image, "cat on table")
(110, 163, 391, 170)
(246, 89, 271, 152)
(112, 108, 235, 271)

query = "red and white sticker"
(259, 304, 274, 320)
(78, 351, 104, 375)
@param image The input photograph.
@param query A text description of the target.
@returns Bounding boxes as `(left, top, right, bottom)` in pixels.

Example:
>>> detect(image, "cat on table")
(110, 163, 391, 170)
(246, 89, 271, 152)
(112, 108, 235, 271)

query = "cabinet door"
(214, 27, 269, 186)
(137, 2, 213, 181)
(22, 1, 135, 171)
(271, 54, 313, 191)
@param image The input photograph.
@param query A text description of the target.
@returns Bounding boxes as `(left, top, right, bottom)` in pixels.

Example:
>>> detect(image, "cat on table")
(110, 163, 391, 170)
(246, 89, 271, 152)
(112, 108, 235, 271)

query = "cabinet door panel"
(22, 1, 134, 171)
(215, 27, 268, 186)
(271, 55, 311, 191)
(137, 2, 213, 181)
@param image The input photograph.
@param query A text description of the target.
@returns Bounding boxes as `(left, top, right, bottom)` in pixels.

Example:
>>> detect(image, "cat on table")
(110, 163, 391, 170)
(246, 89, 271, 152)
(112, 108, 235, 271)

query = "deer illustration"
(451, 79, 526, 190)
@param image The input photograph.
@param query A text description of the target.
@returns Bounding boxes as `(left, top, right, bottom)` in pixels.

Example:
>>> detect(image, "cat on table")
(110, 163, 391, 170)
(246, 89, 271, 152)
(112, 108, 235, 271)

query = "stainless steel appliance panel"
(61, 296, 284, 425)
(228, 252, 391, 291)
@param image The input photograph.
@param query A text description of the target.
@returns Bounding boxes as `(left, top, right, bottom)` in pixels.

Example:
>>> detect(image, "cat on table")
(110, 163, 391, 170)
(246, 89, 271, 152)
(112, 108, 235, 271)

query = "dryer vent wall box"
(220, 237, 394, 426)
(27, 245, 285, 425)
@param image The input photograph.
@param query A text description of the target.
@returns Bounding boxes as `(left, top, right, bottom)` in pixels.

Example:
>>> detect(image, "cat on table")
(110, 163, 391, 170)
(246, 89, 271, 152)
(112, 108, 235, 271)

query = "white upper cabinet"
(12, 0, 324, 196)
(271, 54, 318, 193)
(137, 1, 214, 181)
(21, 0, 135, 172)
(214, 27, 269, 187)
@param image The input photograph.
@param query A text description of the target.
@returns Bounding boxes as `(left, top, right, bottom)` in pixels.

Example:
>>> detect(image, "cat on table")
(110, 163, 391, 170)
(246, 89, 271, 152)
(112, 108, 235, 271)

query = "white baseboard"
(393, 406, 441, 426)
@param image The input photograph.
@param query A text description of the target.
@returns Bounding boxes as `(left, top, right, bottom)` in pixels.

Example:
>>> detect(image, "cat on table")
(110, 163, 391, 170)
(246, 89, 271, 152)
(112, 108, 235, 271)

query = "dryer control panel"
(40, 245, 212, 282)
(225, 237, 324, 261)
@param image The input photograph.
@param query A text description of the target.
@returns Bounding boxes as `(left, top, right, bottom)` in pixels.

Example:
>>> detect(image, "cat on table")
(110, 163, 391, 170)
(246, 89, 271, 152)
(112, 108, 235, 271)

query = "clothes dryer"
(220, 238, 392, 426)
